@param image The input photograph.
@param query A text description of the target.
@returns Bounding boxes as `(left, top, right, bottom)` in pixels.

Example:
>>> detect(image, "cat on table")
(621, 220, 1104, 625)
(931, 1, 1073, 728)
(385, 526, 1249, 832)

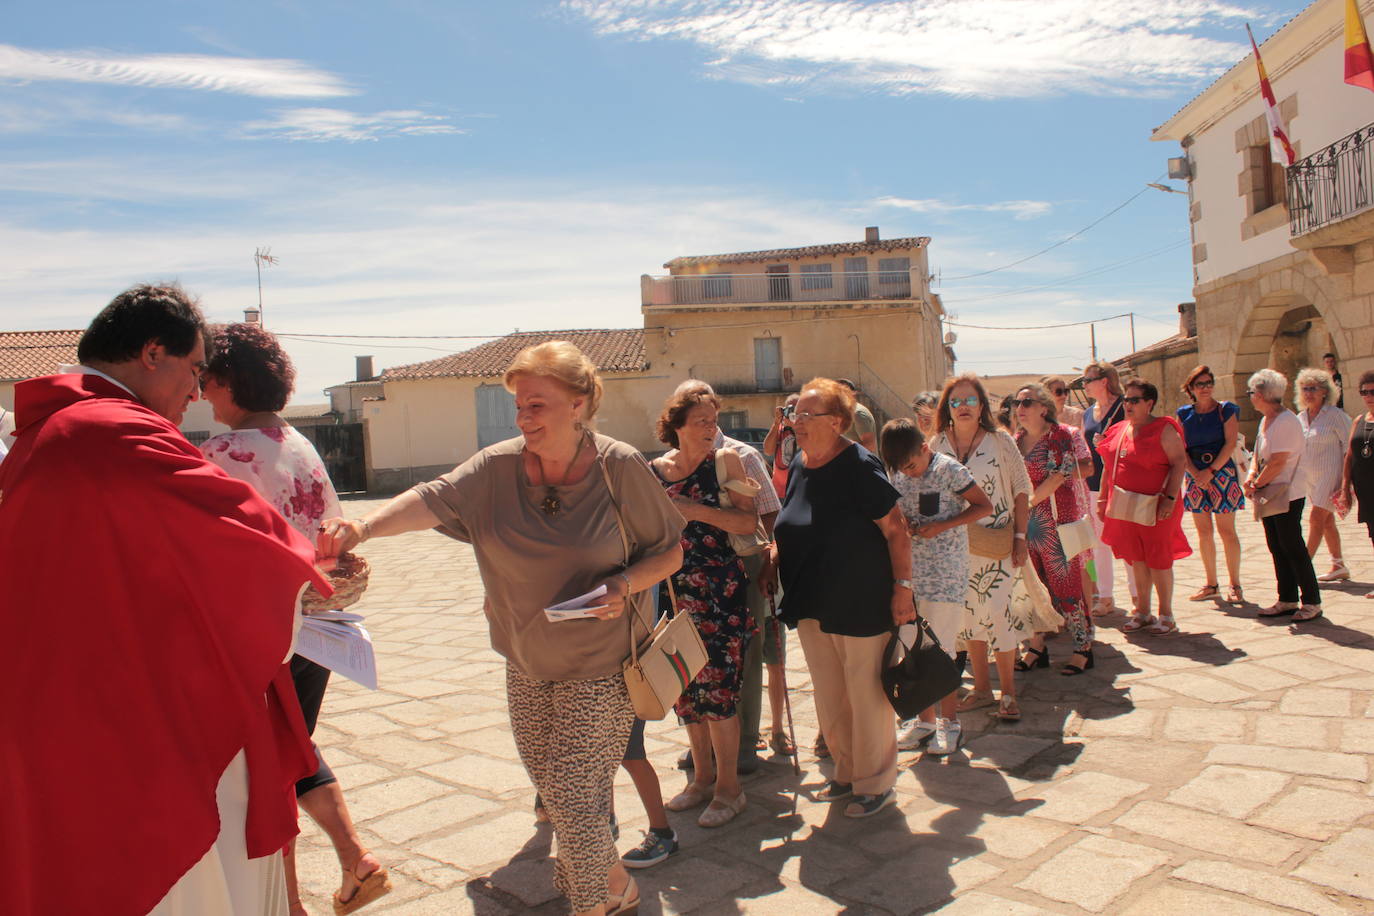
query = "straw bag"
(300, 552, 370, 613)
(715, 450, 769, 557)
(968, 522, 1014, 560)
(599, 456, 708, 720)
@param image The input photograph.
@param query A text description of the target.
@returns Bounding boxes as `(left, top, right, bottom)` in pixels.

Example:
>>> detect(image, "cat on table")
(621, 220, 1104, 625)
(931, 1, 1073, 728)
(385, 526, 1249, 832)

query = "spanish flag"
(1247, 24, 1296, 166)
(1347, 0, 1374, 91)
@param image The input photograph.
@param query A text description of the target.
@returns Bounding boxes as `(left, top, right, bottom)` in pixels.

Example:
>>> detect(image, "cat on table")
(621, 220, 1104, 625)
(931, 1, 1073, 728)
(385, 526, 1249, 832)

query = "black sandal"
(1014, 645, 1049, 671)
(1060, 647, 1094, 676)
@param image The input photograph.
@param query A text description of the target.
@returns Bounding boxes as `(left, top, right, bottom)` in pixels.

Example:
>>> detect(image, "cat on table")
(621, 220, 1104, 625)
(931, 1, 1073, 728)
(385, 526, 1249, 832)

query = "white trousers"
(148, 750, 288, 916)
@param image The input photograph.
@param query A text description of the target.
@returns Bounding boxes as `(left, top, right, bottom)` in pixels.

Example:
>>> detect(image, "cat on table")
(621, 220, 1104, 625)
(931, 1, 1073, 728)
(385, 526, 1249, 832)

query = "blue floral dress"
(655, 451, 755, 722)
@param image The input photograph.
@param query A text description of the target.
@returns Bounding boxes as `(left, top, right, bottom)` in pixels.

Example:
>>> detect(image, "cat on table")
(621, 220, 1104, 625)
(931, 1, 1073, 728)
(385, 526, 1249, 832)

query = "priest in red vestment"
(0, 285, 330, 916)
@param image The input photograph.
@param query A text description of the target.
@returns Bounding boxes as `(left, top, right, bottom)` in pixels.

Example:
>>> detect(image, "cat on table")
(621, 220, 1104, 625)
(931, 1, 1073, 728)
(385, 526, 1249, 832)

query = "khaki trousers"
(797, 619, 897, 796)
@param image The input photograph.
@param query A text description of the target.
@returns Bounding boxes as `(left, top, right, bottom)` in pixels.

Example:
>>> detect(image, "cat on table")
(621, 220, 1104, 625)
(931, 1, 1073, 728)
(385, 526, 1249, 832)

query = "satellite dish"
(943, 331, 958, 345)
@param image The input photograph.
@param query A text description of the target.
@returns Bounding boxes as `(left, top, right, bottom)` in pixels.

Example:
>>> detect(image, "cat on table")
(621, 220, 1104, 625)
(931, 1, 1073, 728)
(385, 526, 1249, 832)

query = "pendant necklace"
(1363, 417, 1373, 459)
(536, 432, 588, 516)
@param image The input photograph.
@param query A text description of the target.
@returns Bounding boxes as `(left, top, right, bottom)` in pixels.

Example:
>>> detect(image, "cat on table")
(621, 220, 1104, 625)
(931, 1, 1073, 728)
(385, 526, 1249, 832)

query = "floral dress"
(201, 426, 341, 540)
(655, 451, 755, 722)
(1019, 423, 1093, 652)
(933, 429, 1032, 653)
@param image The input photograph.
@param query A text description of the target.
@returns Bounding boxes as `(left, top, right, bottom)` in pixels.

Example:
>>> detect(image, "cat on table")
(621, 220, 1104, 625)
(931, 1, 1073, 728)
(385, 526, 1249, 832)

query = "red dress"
(1098, 416, 1192, 569)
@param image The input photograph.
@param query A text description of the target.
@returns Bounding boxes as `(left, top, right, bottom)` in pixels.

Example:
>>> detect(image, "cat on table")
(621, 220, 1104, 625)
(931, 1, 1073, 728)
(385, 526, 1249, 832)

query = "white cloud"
(0, 42, 354, 98)
(241, 108, 465, 142)
(562, 0, 1257, 98)
(875, 196, 1052, 220)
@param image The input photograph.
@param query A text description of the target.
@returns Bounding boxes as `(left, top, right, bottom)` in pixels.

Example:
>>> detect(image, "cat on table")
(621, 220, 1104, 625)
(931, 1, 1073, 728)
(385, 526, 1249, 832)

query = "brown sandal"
(769, 729, 796, 757)
(332, 851, 392, 915)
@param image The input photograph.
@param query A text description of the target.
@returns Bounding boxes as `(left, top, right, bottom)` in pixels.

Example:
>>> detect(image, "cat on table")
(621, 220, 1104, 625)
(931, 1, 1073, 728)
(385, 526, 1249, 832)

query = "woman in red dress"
(1098, 378, 1192, 635)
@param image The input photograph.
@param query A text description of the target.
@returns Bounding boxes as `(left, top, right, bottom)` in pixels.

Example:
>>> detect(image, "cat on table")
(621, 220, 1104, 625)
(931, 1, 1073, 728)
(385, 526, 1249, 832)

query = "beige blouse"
(413, 434, 684, 681)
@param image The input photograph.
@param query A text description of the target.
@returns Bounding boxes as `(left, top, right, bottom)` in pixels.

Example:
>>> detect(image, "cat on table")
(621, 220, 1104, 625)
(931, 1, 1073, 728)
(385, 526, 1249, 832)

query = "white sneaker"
(926, 718, 961, 756)
(896, 718, 937, 750)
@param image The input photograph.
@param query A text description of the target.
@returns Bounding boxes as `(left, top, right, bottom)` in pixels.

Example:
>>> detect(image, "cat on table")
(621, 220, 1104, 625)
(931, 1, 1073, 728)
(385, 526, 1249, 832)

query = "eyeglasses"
(1300, 386, 1325, 393)
(793, 411, 834, 422)
(948, 396, 980, 409)
(1361, 388, 1374, 397)
(1010, 398, 1039, 408)
(1122, 396, 1148, 404)
(1192, 379, 1215, 388)
(1083, 375, 1104, 383)
(1050, 388, 1068, 396)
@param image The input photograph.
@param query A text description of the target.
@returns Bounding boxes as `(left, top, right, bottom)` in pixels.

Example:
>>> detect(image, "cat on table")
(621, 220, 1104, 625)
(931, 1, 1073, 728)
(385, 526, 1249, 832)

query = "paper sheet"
(295, 614, 378, 690)
(544, 584, 608, 622)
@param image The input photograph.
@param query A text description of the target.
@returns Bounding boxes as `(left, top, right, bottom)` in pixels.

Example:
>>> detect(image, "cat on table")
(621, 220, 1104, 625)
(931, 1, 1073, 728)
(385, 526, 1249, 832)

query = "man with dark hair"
(1, 284, 328, 916)
(1324, 352, 1344, 410)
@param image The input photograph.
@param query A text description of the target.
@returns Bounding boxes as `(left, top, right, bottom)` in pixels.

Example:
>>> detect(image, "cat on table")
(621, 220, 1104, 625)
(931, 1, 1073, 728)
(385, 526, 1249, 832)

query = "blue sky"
(3, 0, 1299, 401)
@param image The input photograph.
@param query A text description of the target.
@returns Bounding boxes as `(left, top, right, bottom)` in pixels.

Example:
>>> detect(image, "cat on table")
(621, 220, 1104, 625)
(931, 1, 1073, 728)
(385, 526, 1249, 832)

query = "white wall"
(1187, 27, 1374, 283)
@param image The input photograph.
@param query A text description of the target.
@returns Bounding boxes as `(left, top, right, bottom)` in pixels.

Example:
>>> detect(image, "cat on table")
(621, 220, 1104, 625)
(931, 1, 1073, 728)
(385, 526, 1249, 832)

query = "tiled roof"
(665, 236, 930, 269)
(0, 330, 82, 381)
(381, 329, 648, 381)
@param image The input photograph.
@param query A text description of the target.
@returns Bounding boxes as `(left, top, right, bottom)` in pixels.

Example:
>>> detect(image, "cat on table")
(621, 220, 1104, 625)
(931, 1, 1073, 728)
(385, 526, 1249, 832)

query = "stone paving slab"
(289, 498, 1374, 914)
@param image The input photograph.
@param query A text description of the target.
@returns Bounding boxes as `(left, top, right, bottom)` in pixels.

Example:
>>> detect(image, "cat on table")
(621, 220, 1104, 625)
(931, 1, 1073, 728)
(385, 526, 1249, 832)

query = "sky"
(2, 0, 1303, 403)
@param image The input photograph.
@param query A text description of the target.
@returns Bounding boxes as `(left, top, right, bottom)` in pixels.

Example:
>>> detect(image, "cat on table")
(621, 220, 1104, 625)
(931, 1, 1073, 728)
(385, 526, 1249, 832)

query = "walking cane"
(767, 592, 801, 777)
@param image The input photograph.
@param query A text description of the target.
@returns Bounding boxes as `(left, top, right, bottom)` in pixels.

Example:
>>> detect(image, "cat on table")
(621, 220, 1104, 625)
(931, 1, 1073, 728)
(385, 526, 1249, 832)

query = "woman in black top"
(774, 378, 912, 820)
(1341, 369, 1374, 599)
(1081, 360, 1129, 617)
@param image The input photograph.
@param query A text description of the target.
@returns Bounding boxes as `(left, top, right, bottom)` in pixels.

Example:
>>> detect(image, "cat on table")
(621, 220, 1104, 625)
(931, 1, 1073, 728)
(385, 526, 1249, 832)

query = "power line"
(941, 178, 1163, 281)
(945, 312, 1135, 331)
(944, 239, 1187, 306)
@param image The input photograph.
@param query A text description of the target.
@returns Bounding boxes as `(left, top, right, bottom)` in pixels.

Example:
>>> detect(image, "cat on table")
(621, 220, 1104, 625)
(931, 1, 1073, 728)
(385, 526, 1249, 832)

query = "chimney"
(865, 226, 880, 244)
(243, 306, 261, 325)
(1178, 302, 1197, 338)
(356, 355, 375, 381)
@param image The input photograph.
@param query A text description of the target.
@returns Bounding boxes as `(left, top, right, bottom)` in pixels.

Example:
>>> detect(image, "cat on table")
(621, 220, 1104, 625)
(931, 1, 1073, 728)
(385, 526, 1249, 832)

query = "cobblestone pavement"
(293, 497, 1374, 914)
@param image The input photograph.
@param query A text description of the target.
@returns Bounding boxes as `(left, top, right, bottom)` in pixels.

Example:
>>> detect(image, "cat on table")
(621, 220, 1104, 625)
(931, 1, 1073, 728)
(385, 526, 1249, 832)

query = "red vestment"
(0, 374, 330, 916)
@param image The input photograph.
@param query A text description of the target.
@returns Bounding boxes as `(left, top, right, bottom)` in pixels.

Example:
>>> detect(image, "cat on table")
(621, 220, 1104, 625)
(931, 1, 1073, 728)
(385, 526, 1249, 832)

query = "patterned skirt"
(1183, 461, 1245, 514)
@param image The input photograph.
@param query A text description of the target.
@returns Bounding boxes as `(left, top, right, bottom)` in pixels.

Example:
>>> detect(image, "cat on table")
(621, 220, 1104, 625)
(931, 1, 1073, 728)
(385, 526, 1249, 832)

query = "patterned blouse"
(201, 426, 342, 541)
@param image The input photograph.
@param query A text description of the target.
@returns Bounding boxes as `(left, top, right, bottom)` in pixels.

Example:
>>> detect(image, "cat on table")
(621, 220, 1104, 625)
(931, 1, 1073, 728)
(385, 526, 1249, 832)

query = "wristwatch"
(893, 578, 914, 590)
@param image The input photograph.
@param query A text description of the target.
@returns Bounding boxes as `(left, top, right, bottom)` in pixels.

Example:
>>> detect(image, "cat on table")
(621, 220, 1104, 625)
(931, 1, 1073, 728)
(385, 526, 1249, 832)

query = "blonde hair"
(1294, 367, 1338, 408)
(800, 377, 856, 429)
(1085, 360, 1124, 398)
(503, 340, 604, 421)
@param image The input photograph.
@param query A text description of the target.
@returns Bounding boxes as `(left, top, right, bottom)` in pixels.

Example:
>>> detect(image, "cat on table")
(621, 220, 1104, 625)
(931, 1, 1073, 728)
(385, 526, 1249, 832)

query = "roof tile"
(0, 330, 83, 381)
(665, 236, 929, 269)
(381, 329, 647, 381)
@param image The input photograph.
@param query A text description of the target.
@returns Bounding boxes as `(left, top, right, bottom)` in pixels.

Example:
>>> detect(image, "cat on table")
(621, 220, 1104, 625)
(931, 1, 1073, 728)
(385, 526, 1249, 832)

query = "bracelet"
(355, 518, 372, 542)
(617, 572, 634, 594)
(1161, 495, 1176, 501)
(1014, 533, 1027, 540)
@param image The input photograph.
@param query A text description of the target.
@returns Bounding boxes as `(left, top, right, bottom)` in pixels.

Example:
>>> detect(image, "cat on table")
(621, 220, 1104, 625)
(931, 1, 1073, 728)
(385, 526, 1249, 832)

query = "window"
(844, 257, 870, 298)
(878, 257, 911, 296)
(702, 273, 732, 299)
(718, 409, 747, 430)
(799, 264, 833, 290)
(1248, 143, 1286, 213)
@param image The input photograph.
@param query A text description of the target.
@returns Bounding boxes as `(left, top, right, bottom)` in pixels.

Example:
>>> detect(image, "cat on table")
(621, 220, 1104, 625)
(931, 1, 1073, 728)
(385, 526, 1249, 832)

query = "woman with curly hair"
(650, 387, 759, 828)
(199, 323, 390, 915)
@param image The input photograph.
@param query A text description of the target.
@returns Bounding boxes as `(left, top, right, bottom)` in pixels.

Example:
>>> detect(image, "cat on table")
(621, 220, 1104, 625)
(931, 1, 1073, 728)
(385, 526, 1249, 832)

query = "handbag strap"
(595, 449, 657, 666)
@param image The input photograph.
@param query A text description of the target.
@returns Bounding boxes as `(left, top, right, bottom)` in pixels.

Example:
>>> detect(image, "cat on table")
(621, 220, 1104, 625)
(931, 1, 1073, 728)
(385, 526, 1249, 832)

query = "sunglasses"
(1010, 398, 1040, 408)
(1123, 396, 1148, 404)
(1300, 386, 1326, 393)
(1050, 388, 1068, 396)
(948, 396, 980, 409)
(1083, 375, 1104, 383)
(1361, 388, 1374, 397)
(1192, 379, 1215, 388)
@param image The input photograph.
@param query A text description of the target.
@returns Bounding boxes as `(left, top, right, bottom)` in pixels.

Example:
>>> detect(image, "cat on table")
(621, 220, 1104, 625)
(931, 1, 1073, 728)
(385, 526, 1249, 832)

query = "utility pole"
(1090, 323, 1097, 361)
(1129, 312, 1137, 354)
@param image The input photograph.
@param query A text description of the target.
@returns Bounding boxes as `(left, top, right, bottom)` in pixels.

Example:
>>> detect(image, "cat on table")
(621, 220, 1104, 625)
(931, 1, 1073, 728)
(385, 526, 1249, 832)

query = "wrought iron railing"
(644, 268, 919, 307)
(1287, 121, 1374, 236)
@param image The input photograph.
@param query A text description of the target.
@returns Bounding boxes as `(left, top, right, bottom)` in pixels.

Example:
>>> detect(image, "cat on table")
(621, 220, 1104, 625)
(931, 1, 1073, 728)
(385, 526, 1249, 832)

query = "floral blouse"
(1018, 423, 1090, 526)
(201, 426, 342, 541)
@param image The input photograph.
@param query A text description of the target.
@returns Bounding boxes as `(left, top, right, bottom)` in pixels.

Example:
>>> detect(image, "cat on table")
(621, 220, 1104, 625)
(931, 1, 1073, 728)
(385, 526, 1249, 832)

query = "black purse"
(880, 619, 963, 720)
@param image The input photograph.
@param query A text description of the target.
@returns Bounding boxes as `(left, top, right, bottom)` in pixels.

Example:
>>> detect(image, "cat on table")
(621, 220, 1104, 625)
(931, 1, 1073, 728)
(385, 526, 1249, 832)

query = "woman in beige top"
(318, 341, 684, 916)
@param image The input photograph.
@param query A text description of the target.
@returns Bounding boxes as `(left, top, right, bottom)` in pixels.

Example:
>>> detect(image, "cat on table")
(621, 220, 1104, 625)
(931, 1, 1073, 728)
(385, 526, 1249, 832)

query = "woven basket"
(301, 552, 370, 613)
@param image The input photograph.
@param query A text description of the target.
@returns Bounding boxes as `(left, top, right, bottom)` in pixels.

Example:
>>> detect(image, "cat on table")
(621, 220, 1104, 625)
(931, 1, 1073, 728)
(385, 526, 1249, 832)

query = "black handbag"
(880, 619, 963, 720)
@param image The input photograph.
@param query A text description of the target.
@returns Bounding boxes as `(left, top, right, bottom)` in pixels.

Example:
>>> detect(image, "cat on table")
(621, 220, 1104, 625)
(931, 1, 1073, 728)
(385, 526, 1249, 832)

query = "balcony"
(688, 361, 912, 426)
(1287, 121, 1374, 242)
(642, 268, 920, 307)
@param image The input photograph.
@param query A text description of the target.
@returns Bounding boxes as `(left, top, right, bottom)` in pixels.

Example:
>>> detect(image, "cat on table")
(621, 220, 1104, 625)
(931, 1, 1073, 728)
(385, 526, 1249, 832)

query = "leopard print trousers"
(506, 664, 634, 911)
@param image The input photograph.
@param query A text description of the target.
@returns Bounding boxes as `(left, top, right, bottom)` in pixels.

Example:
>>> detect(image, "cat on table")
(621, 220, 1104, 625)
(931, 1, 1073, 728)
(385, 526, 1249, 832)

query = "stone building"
(1151, 0, 1374, 426)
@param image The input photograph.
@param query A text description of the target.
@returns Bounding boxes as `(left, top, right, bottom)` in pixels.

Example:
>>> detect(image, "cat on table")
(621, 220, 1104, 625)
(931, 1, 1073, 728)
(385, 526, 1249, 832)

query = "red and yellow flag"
(1347, 0, 1374, 91)
(1247, 24, 1296, 166)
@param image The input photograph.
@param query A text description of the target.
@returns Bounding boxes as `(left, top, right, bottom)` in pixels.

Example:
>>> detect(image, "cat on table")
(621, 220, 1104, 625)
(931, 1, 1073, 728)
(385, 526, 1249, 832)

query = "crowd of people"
(7, 283, 1374, 916)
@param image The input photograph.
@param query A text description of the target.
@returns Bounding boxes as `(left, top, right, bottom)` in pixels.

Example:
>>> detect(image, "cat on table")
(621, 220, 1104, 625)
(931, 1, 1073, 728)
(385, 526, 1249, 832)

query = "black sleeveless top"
(1351, 417, 1374, 523)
